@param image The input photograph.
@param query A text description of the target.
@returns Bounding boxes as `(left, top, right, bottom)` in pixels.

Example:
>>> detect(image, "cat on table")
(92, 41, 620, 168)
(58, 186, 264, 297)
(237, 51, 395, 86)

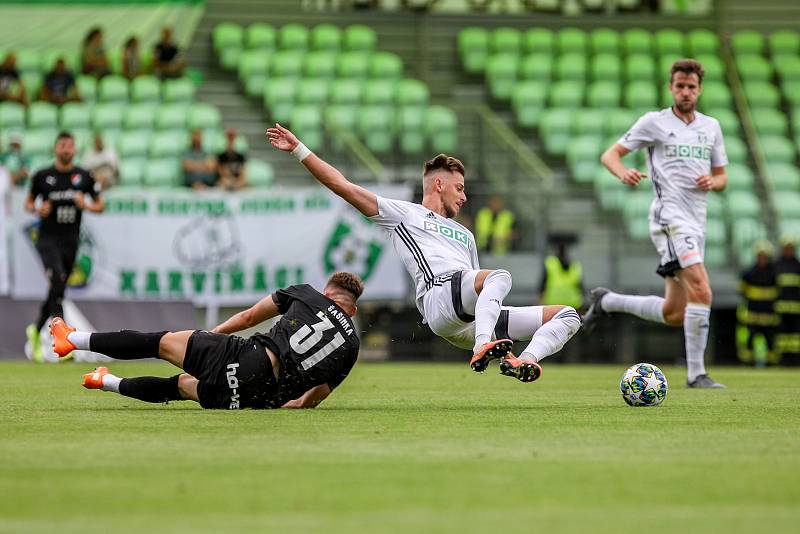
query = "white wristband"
(291, 142, 312, 162)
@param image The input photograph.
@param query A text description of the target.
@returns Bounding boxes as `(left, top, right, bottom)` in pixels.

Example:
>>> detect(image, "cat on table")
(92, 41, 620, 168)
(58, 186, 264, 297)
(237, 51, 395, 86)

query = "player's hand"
(266, 123, 299, 152)
(73, 192, 86, 210)
(619, 168, 647, 186)
(38, 201, 52, 217)
(696, 174, 714, 191)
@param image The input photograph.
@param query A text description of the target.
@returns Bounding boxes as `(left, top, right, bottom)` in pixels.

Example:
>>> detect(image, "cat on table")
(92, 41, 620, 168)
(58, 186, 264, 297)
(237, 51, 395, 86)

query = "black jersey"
(255, 284, 360, 403)
(29, 165, 98, 240)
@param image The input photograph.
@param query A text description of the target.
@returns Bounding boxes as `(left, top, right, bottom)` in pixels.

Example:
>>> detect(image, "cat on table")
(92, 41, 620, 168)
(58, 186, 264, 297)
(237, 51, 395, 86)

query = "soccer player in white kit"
(267, 125, 581, 383)
(583, 59, 728, 388)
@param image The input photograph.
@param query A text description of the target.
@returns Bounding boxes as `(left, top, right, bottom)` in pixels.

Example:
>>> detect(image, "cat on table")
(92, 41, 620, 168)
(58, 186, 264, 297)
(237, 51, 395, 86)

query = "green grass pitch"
(1, 361, 798, 533)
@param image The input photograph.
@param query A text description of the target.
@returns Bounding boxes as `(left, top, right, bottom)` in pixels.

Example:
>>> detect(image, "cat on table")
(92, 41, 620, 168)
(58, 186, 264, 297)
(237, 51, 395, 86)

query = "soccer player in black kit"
(50, 272, 363, 409)
(25, 131, 104, 361)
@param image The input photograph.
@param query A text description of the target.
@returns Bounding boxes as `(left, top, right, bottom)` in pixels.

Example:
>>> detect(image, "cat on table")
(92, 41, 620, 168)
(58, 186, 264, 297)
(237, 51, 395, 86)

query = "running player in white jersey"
(583, 59, 728, 388)
(266, 125, 581, 383)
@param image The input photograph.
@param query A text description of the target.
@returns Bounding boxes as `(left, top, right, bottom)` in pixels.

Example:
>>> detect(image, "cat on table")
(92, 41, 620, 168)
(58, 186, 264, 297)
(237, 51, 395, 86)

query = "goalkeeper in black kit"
(50, 273, 363, 409)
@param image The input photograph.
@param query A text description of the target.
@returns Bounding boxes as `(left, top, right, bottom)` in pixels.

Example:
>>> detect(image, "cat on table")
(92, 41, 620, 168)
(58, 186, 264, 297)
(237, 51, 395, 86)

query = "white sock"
(473, 269, 512, 352)
(101, 373, 122, 393)
(520, 307, 582, 362)
(67, 331, 91, 350)
(601, 292, 665, 324)
(684, 303, 710, 382)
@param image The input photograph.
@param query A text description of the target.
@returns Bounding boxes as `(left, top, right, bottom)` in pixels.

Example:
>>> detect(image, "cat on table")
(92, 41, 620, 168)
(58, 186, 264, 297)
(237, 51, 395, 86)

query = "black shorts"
(183, 331, 279, 410)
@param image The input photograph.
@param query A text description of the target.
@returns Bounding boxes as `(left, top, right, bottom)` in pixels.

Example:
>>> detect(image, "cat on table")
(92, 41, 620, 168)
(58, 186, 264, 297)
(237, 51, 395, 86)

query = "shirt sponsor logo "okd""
(423, 220, 470, 248)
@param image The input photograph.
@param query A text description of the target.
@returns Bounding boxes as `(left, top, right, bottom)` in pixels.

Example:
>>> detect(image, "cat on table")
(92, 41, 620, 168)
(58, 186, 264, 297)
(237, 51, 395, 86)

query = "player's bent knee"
(177, 373, 199, 402)
(548, 306, 582, 336)
(663, 306, 686, 326)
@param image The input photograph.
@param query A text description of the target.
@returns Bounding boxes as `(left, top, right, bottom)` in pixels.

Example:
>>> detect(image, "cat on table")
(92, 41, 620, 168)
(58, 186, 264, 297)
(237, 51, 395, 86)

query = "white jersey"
(370, 196, 479, 312)
(618, 108, 728, 232)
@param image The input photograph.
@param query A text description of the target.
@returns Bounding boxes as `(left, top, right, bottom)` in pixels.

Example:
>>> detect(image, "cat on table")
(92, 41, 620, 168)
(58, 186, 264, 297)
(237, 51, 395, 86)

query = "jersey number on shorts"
(289, 310, 346, 370)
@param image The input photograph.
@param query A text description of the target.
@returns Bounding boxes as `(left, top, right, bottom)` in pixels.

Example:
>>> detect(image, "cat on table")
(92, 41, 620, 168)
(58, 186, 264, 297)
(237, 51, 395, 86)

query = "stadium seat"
(726, 191, 761, 219)
(98, 75, 129, 103)
(590, 28, 620, 55)
(702, 82, 733, 109)
(540, 108, 574, 155)
(696, 55, 725, 82)
(752, 108, 789, 136)
(271, 50, 305, 79)
(556, 28, 587, 55)
(623, 191, 653, 240)
(594, 170, 630, 211)
(162, 78, 195, 103)
(344, 25, 377, 52)
(733, 218, 767, 260)
(707, 108, 740, 136)
(549, 80, 584, 108)
(519, 54, 552, 81)
(458, 27, 489, 74)
(744, 82, 780, 109)
(363, 79, 394, 106)
(706, 194, 726, 219)
(238, 50, 271, 82)
(775, 56, 800, 83)
(622, 29, 652, 56)
(624, 55, 655, 82)
(687, 29, 719, 56)
(304, 51, 337, 79)
(264, 79, 297, 123)
(144, 158, 180, 188)
(14, 49, 40, 74)
(658, 54, 682, 84)
(311, 23, 341, 51)
(92, 103, 124, 131)
(725, 163, 755, 191)
(573, 109, 606, 137)
(219, 46, 242, 71)
(724, 136, 747, 164)
(735, 55, 773, 82)
(155, 104, 188, 131)
(523, 28, 554, 55)
(732, 31, 765, 55)
(555, 54, 587, 81)
(246, 159, 274, 188)
(425, 105, 458, 153)
(769, 30, 800, 56)
(213, 23, 243, 54)
(369, 52, 403, 80)
(624, 81, 658, 109)
(123, 103, 157, 131)
(279, 23, 309, 51)
(773, 191, 800, 219)
(706, 218, 726, 245)
(59, 102, 91, 130)
(396, 79, 429, 107)
(22, 129, 56, 157)
(290, 105, 323, 151)
(512, 81, 547, 127)
(485, 54, 518, 100)
(567, 136, 603, 183)
(397, 106, 426, 154)
(655, 29, 684, 56)
(324, 105, 357, 132)
(766, 162, 800, 191)
(41, 49, 79, 73)
(605, 108, 639, 137)
(329, 79, 363, 106)
(587, 81, 621, 108)
(131, 75, 161, 103)
(760, 135, 796, 162)
(75, 75, 97, 103)
(119, 157, 145, 186)
(27, 102, 58, 130)
(358, 105, 394, 153)
(149, 131, 187, 158)
(296, 79, 330, 105)
(245, 23, 276, 51)
(188, 103, 222, 130)
(492, 27, 522, 55)
(591, 54, 622, 82)
(117, 131, 151, 159)
(336, 52, 370, 79)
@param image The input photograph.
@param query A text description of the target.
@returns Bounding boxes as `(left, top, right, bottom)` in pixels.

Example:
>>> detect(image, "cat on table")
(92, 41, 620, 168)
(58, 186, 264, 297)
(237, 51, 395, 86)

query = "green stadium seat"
(325, 105, 357, 133)
(219, 46, 242, 71)
(549, 80, 584, 108)
(395, 79, 429, 107)
(556, 28, 587, 55)
(766, 162, 800, 191)
(687, 29, 719, 56)
(733, 218, 767, 258)
(587, 81, 621, 108)
(760, 135, 796, 162)
(119, 157, 145, 186)
(523, 28, 554, 55)
(555, 53, 587, 81)
(14, 49, 40, 74)
(707, 193, 726, 219)
(40, 49, 77, 73)
(567, 136, 603, 183)
(703, 82, 734, 109)
(238, 50, 271, 82)
(706, 108, 740, 136)
(310, 23, 341, 51)
(329, 79, 363, 106)
(604, 108, 639, 137)
(658, 54, 682, 84)
(358, 105, 394, 153)
(296, 79, 330, 106)
(695, 55, 724, 82)
(519, 54, 552, 81)
(188, 103, 222, 130)
(279, 23, 309, 51)
(725, 163, 755, 191)
(625, 55, 655, 82)
(540, 108, 574, 155)
(512, 81, 547, 128)
(369, 52, 403, 80)
(706, 218, 726, 246)
(769, 30, 800, 56)
(397, 106, 426, 154)
(149, 131, 187, 158)
(622, 29, 652, 56)
(573, 109, 606, 137)
(774, 191, 800, 218)
(594, 170, 630, 212)
(154, 104, 188, 131)
(363, 79, 394, 105)
(130, 75, 161, 103)
(724, 136, 747, 164)
(726, 191, 761, 218)
(735, 55, 773, 82)
(98, 75, 129, 103)
(246, 159, 274, 188)
(117, 131, 151, 158)
(425, 105, 458, 153)
(753, 108, 788, 136)
(213, 23, 243, 53)
(344, 25, 377, 52)
(744, 82, 781, 109)
(245, 23, 276, 51)
(492, 27, 522, 55)
(458, 28, 490, 74)
(590, 28, 620, 55)
(264, 79, 297, 123)
(75, 75, 96, 103)
(485, 54, 518, 100)
(92, 103, 124, 131)
(144, 158, 180, 188)
(732, 31, 765, 56)
(59, 102, 91, 130)
(624, 81, 658, 109)
(27, 102, 58, 129)
(304, 51, 337, 79)
(623, 191, 653, 240)
(336, 52, 370, 79)
(123, 103, 157, 131)
(774, 56, 800, 83)
(705, 245, 727, 268)
(655, 29, 684, 56)
(591, 54, 622, 82)
(22, 129, 57, 157)
(271, 51, 305, 79)
(162, 78, 195, 103)
(779, 219, 800, 240)
(290, 105, 323, 151)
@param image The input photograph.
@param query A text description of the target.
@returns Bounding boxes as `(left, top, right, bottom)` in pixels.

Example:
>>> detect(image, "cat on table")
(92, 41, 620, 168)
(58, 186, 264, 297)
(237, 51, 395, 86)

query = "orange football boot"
(469, 338, 513, 372)
(50, 317, 77, 358)
(499, 354, 543, 383)
(82, 367, 110, 389)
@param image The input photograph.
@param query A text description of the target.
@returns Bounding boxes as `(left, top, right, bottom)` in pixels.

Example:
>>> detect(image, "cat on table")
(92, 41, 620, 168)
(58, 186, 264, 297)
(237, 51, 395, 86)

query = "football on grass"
(620, 363, 668, 407)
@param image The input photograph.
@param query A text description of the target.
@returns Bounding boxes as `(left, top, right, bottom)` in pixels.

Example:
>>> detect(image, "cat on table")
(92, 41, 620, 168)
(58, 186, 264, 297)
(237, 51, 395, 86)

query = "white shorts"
(649, 220, 704, 277)
(422, 270, 544, 350)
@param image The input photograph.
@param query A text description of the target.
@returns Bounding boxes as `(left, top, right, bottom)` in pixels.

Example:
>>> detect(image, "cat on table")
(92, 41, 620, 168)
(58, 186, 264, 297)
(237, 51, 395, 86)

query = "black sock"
(119, 375, 183, 403)
(89, 330, 168, 360)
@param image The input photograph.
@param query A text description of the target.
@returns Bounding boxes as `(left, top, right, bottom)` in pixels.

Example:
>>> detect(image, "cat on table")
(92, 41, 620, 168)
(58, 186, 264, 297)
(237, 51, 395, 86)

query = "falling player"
(266, 125, 581, 383)
(50, 273, 363, 409)
(584, 59, 728, 388)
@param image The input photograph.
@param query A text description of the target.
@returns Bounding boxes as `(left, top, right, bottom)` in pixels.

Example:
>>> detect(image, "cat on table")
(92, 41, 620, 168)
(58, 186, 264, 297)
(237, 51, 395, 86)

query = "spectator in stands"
(0, 52, 27, 105)
(217, 128, 247, 191)
(183, 129, 217, 190)
(81, 132, 119, 190)
(121, 36, 144, 80)
(0, 133, 30, 186)
(81, 27, 111, 78)
(475, 195, 517, 256)
(41, 58, 81, 105)
(153, 26, 185, 79)
(737, 241, 779, 366)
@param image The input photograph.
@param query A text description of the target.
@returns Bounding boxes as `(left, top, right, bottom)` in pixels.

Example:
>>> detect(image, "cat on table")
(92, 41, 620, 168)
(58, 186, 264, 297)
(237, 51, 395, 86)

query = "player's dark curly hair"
(670, 59, 705, 84)
(327, 272, 364, 301)
(423, 154, 465, 178)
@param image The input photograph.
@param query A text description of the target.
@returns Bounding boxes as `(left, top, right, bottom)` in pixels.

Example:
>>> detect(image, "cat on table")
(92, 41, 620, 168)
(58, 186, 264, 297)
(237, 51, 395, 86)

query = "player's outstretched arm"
(266, 124, 378, 217)
(281, 383, 331, 409)
(212, 294, 280, 335)
(601, 143, 647, 186)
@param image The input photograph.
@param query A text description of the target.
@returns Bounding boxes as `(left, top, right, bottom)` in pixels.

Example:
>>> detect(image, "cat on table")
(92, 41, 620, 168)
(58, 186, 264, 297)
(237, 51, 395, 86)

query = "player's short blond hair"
(326, 272, 364, 301)
(423, 154, 465, 178)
